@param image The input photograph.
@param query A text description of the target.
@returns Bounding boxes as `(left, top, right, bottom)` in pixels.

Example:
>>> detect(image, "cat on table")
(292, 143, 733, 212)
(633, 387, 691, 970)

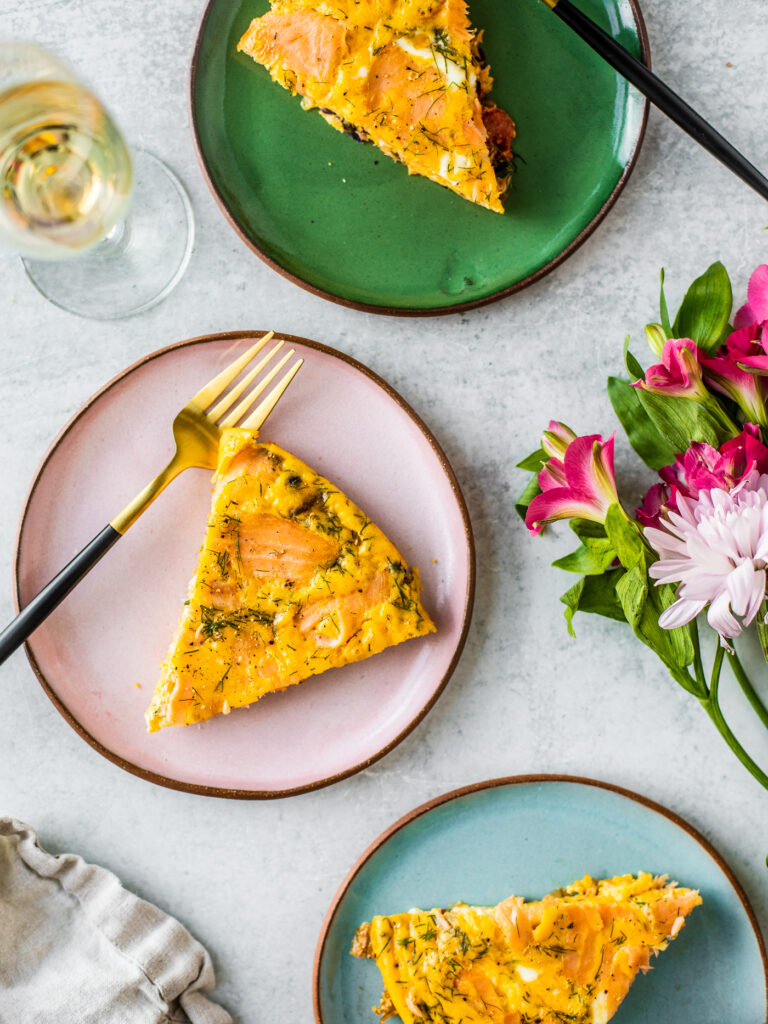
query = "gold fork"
(0, 333, 302, 665)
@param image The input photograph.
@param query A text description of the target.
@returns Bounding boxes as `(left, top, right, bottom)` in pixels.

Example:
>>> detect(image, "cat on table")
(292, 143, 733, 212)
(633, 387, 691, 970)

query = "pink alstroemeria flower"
(700, 340, 768, 426)
(526, 427, 619, 536)
(633, 339, 708, 400)
(635, 425, 768, 530)
(636, 483, 668, 529)
(734, 264, 768, 330)
(730, 265, 768, 376)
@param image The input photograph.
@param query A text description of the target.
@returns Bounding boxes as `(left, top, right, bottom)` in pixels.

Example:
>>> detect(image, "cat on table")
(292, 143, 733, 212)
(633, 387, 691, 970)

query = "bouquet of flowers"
(517, 262, 768, 791)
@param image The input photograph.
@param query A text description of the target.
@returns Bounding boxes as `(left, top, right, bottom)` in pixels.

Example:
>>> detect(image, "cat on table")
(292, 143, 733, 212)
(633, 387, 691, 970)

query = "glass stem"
(93, 216, 128, 254)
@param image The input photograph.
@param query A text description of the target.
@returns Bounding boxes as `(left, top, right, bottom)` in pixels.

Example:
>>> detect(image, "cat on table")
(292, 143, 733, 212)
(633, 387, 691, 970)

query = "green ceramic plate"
(191, 0, 649, 314)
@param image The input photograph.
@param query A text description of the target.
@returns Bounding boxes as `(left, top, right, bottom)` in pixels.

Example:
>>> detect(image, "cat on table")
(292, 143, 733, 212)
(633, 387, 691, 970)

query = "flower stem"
(689, 620, 709, 697)
(702, 393, 740, 438)
(699, 647, 768, 791)
(757, 600, 768, 668)
(729, 648, 768, 731)
(710, 642, 724, 689)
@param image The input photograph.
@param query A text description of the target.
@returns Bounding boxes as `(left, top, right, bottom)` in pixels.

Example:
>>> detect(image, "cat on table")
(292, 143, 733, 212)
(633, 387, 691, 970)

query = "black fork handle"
(549, 0, 768, 202)
(0, 525, 120, 666)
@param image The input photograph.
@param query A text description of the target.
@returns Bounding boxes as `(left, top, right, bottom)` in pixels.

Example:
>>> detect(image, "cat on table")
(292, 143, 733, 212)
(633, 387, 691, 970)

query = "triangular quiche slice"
(146, 428, 435, 731)
(237, 0, 516, 212)
(351, 873, 701, 1024)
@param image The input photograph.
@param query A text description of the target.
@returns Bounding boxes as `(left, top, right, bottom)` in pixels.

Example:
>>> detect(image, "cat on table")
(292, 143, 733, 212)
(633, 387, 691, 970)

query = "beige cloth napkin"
(0, 819, 232, 1024)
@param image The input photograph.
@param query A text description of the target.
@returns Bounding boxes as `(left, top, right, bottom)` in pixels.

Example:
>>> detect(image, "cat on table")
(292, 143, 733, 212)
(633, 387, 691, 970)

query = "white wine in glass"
(0, 43, 193, 319)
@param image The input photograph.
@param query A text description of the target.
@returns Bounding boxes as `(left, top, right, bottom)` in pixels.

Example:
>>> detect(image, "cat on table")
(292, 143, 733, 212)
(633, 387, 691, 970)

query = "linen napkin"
(0, 818, 232, 1024)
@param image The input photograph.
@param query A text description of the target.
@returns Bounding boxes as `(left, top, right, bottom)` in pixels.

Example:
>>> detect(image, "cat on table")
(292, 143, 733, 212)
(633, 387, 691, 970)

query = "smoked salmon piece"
(237, 0, 516, 213)
(147, 429, 435, 731)
(351, 873, 701, 1023)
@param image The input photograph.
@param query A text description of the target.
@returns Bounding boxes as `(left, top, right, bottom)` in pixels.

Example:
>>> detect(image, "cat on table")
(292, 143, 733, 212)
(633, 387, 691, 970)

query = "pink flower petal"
(636, 483, 669, 529)
(658, 599, 706, 629)
(525, 488, 607, 535)
(644, 527, 688, 559)
(700, 349, 767, 422)
(541, 422, 577, 460)
(754, 531, 768, 561)
(735, 354, 768, 376)
(679, 572, 737, 600)
(538, 459, 567, 491)
(734, 265, 768, 328)
(707, 591, 742, 639)
(544, 433, 620, 516)
(725, 560, 758, 616)
(727, 323, 761, 351)
(743, 567, 766, 625)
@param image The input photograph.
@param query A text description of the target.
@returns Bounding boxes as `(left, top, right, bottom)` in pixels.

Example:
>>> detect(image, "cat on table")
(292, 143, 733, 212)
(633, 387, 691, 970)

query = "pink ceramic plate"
(15, 333, 474, 798)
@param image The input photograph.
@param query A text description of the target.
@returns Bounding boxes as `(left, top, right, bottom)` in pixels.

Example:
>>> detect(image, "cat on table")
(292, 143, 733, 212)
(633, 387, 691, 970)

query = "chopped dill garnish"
(215, 665, 231, 692)
(214, 548, 231, 579)
(308, 510, 343, 538)
(453, 926, 472, 956)
(387, 558, 420, 616)
(199, 605, 274, 639)
(219, 513, 243, 572)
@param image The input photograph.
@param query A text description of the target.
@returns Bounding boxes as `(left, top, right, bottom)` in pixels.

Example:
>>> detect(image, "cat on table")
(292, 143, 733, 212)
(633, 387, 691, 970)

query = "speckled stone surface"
(1, 2, 767, 1020)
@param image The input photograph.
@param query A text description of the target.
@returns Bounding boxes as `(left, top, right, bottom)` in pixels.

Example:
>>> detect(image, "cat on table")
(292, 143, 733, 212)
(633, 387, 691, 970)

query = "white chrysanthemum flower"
(643, 473, 768, 645)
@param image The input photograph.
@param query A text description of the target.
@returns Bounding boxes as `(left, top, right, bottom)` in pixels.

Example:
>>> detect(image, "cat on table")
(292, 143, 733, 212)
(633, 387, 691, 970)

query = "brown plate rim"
(312, 773, 768, 1021)
(13, 331, 476, 800)
(188, 1, 651, 317)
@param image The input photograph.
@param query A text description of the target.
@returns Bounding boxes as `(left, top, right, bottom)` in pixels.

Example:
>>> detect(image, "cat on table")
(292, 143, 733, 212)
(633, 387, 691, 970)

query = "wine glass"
(0, 42, 194, 320)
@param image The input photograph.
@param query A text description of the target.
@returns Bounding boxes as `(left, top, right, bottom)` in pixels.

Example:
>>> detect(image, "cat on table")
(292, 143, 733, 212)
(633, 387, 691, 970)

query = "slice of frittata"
(351, 873, 701, 1023)
(147, 428, 435, 730)
(237, 0, 516, 213)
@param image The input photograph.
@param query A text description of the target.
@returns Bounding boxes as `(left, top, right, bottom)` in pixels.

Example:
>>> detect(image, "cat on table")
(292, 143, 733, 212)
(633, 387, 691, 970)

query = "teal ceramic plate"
(191, 1, 649, 314)
(314, 776, 768, 1022)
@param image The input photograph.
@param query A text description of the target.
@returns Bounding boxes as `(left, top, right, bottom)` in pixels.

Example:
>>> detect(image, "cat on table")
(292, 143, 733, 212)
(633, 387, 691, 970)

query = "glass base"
(21, 149, 194, 320)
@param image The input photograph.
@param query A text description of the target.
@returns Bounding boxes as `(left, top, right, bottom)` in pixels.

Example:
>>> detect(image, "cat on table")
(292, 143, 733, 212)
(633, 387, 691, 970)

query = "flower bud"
(644, 323, 666, 359)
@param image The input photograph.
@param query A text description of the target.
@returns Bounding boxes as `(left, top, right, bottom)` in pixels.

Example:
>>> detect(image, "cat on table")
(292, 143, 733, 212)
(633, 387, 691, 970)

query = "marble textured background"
(1, 0, 767, 1020)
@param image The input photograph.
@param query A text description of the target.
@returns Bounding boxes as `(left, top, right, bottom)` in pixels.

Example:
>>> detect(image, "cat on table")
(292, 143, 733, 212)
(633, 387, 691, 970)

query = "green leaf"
(570, 518, 607, 539)
(553, 536, 617, 576)
(615, 567, 694, 670)
(615, 565, 648, 629)
(672, 261, 733, 352)
(659, 268, 672, 337)
(623, 335, 644, 381)
(515, 475, 541, 523)
(653, 583, 695, 668)
(517, 449, 546, 472)
(636, 389, 727, 451)
(560, 572, 627, 637)
(604, 504, 645, 570)
(607, 377, 677, 470)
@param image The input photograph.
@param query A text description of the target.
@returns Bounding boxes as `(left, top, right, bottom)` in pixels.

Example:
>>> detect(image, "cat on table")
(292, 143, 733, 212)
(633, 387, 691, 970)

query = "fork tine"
(240, 359, 304, 431)
(207, 341, 284, 422)
(191, 332, 274, 409)
(219, 349, 296, 429)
